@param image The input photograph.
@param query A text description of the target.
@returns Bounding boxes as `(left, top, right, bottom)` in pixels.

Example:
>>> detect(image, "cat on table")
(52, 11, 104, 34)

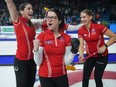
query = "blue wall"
(110, 24, 116, 32)
(0, 54, 116, 65)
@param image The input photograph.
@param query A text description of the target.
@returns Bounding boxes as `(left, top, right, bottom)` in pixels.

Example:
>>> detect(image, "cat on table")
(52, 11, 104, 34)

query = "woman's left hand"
(98, 45, 107, 53)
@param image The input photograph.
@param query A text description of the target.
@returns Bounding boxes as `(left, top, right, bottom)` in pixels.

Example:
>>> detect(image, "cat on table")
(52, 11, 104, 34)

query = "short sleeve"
(12, 16, 21, 26)
(41, 20, 48, 31)
(36, 32, 45, 46)
(63, 24, 68, 30)
(65, 34, 71, 46)
(78, 28, 84, 38)
(98, 24, 108, 34)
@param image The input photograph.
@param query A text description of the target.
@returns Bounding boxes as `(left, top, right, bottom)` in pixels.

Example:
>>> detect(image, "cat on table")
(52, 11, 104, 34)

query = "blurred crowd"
(0, 0, 116, 26)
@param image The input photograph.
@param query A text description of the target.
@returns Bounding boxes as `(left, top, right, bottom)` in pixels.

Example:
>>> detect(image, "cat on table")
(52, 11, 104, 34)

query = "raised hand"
(33, 39, 40, 52)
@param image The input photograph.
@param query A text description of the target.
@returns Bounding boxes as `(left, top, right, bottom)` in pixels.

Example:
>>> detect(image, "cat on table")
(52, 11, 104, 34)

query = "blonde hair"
(81, 9, 95, 21)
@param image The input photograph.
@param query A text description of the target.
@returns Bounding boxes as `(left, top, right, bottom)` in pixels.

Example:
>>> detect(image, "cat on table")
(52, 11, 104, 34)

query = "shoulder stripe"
(13, 17, 21, 26)
(102, 27, 107, 33)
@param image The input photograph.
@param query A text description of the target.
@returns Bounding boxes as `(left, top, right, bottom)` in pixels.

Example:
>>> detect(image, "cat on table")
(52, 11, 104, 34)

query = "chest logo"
(45, 40, 53, 44)
(59, 37, 64, 41)
(84, 34, 87, 36)
(91, 28, 96, 35)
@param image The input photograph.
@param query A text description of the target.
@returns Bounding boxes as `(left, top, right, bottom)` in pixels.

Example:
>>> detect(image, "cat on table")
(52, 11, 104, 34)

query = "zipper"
(55, 37, 57, 46)
(54, 34, 61, 46)
(87, 29, 90, 38)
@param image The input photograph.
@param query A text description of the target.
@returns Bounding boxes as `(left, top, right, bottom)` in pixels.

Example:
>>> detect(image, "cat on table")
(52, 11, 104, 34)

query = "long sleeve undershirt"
(33, 46, 76, 66)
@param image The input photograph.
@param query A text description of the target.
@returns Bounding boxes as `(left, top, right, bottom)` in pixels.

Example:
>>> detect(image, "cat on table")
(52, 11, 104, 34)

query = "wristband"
(104, 44, 108, 48)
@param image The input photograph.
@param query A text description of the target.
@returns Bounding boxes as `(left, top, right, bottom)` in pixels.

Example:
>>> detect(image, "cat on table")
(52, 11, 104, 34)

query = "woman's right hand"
(33, 39, 40, 52)
(78, 55, 85, 63)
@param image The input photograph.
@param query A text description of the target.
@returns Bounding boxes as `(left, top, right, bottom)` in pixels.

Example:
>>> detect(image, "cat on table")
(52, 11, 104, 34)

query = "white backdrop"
(0, 26, 116, 55)
(0, 35, 116, 55)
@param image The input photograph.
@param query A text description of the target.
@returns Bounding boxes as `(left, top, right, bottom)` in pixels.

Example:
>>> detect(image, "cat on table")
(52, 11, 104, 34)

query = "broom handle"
(82, 52, 98, 60)
(72, 51, 98, 65)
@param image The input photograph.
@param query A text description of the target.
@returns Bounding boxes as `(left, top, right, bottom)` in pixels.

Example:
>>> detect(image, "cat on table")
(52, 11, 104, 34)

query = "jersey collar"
(21, 16, 29, 23)
(46, 29, 64, 38)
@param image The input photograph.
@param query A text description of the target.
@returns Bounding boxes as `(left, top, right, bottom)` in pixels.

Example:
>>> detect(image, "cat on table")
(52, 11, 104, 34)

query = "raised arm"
(33, 39, 43, 66)
(5, 0, 18, 22)
(31, 19, 44, 29)
(67, 23, 84, 31)
(33, 46, 43, 66)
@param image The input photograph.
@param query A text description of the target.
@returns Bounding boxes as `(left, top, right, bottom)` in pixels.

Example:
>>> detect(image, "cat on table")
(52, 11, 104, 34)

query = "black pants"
(39, 74, 69, 87)
(14, 57, 36, 87)
(82, 55, 108, 87)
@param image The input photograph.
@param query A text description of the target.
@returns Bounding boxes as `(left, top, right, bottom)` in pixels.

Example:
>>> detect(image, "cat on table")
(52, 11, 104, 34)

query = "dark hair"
(18, 3, 30, 16)
(18, 3, 35, 29)
(47, 8, 65, 30)
(81, 9, 96, 23)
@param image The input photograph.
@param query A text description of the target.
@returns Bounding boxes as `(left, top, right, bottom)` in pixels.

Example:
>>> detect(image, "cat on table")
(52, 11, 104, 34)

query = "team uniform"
(37, 30, 71, 77)
(78, 22, 108, 87)
(34, 29, 76, 87)
(12, 16, 36, 87)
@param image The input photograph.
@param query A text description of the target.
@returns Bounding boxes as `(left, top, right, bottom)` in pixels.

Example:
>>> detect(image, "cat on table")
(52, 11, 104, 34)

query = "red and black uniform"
(37, 30, 71, 77)
(78, 22, 108, 57)
(78, 22, 108, 87)
(37, 29, 71, 87)
(12, 16, 36, 87)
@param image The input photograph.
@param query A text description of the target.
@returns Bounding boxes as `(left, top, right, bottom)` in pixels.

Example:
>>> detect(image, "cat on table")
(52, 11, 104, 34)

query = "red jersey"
(78, 22, 108, 57)
(37, 30, 71, 77)
(12, 16, 36, 60)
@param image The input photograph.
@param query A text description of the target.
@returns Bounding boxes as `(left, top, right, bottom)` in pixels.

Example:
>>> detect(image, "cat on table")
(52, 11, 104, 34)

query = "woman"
(33, 8, 79, 87)
(4, 0, 36, 87)
(78, 9, 116, 87)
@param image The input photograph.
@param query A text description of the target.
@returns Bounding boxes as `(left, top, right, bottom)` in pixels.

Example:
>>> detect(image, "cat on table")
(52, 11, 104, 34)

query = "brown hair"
(18, 3, 35, 29)
(81, 9, 95, 22)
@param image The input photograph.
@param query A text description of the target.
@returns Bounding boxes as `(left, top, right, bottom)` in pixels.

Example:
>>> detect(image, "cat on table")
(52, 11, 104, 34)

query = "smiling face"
(20, 3, 33, 20)
(80, 12, 92, 27)
(46, 11, 61, 32)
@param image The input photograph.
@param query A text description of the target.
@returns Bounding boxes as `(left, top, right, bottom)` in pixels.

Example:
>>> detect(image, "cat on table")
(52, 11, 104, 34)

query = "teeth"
(49, 24, 52, 26)
(29, 14, 33, 16)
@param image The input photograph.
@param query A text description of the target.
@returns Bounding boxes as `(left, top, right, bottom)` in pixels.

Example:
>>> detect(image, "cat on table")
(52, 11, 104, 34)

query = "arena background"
(0, 0, 116, 65)
(0, 24, 116, 65)
(0, 1, 116, 87)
